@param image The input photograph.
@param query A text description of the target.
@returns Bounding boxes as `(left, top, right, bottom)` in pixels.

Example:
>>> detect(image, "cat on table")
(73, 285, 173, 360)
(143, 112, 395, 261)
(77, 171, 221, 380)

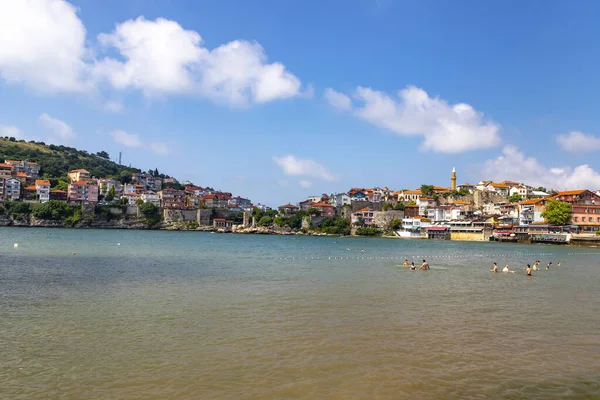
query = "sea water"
(1, 228, 599, 399)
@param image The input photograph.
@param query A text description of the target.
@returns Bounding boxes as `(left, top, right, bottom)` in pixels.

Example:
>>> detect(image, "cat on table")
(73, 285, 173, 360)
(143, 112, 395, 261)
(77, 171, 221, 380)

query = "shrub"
(139, 202, 161, 227)
(355, 227, 382, 236)
(257, 216, 273, 226)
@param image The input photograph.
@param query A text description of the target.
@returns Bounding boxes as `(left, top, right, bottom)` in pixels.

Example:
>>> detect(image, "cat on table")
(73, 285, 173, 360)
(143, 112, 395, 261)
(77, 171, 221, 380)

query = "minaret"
(451, 167, 457, 191)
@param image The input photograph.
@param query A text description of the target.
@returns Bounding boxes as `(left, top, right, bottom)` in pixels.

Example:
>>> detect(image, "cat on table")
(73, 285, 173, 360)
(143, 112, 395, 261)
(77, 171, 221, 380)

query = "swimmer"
(490, 262, 498, 273)
(557, 262, 561, 267)
(502, 265, 511, 273)
(347, 248, 352, 251)
(403, 259, 409, 266)
(410, 262, 416, 270)
(532, 263, 539, 271)
(420, 259, 429, 271)
(526, 264, 532, 276)
(361, 249, 365, 253)
(546, 262, 552, 270)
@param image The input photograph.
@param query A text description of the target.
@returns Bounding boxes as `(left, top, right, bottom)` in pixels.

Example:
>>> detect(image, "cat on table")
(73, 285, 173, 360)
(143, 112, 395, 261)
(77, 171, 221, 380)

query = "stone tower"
(451, 167, 457, 191)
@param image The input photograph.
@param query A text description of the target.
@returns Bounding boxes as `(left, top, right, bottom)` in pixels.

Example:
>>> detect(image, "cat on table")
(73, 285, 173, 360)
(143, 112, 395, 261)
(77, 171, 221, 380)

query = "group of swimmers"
(491, 260, 560, 276)
(402, 259, 430, 271)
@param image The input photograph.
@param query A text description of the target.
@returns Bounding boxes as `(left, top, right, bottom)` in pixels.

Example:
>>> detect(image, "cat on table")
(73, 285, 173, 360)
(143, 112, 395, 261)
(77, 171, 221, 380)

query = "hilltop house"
(122, 192, 140, 205)
(228, 196, 252, 208)
(98, 178, 123, 197)
(279, 203, 299, 215)
(456, 183, 475, 193)
(68, 169, 91, 183)
(397, 189, 422, 202)
(0, 163, 12, 180)
(418, 197, 437, 216)
(140, 190, 160, 206)
(5, 160, 40, 179)
(202, 193, 228, 208)
(509, 185, 529, 198)
(484, 182, 509, 196)
(330, 193, 351, 207)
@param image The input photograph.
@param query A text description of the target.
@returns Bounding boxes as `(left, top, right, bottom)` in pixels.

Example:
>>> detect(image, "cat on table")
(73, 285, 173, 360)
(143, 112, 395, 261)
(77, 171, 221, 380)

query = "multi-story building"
(98, 178, 123, 197)
(122, 192, 140, 205)
(418, 197, 437, 216)
(330, 193, 351, 207)
(4, 178, 20, 201)
(50, 190, 68, 201)
(352, 207, 375, 225)
(0, 163, 12, 180)
(35, 180, 51, 203)
(0, 178, 4, 201)
(228, 196, 252, 208)
(68, 181, 99, 203)
(279, 203, 299, 215)
(549, 190, 600, 232)
(158, 188, 186, 209)
(140, 190, 160, 206)
(509, 185, 529, 198)
(68, 169, 91, 183)
(202, 193, 228, 208)
(5, 160, 41, 179)
(397, 189, 422, 203)
(310, 202, 335, 217)
(23, 185, 37, 201)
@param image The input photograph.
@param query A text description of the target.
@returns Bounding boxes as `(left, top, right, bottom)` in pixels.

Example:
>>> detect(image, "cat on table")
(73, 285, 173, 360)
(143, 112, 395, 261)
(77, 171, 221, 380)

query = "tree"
(257, 216, 273, 226)
(136, 198, 144, 206)
(383, 203, 392, 211)
(541, 199, 571, 225)
(154, 168, 159, 177)
(390, 219, 402, 230)
(118, 171, 133, 184)
(508, 193, 522, 203)
(105, 186, 116, 202)
(394, 202, 405, 211)
(96, 151, 110, 159)
(535, 186, 547, 193)
(354, 216, 365, 227)
(307, 207, 321, 216)
(274, 217, 285, 227)
(421, 184, 435, 197)
(266, 209, 278, 218)
(139, 202, 161, 227)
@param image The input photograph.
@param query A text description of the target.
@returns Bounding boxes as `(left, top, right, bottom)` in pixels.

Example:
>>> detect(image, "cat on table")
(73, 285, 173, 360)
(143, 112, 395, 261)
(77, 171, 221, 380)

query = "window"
(590, 217, 593, 222)
(574, 217, 578, 222)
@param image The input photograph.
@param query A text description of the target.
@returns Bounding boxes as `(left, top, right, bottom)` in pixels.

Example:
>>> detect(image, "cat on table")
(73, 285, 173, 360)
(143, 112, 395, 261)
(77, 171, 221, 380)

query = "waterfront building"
(35, 179, 51, 203)
(158, 188, 186, 209)
(279, 204, 299, 215)
(352, 207, 375, 225)
(310, 202, 335, 217)
(4, 178, 20, 201)
(68, 181, 99, 203)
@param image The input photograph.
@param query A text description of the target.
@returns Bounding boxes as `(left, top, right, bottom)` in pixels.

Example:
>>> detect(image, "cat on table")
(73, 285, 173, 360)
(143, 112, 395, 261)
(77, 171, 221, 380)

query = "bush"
(139, 202, 161, 227)
(274, 216, 285, 227)
(390, 219, 402, 230)
(257, 216, 273, 226)
(355, 227, 382, 236)
(318, 217, 351, 235)
(31, 201, 76, 221)
(4, 201, 31, 216)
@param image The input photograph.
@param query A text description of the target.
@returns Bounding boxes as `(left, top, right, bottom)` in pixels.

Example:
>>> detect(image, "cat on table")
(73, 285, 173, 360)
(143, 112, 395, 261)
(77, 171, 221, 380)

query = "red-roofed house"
(23, 185, 37, 200)
(68, 169, 91, 183)
(158, 188, 186, 209)
(279, 203, 299, 215)
(5, 160, 40, 179)
(310, 202, 334, 217)
(0, 163, 11, 180)
(202, 193, 228, 208)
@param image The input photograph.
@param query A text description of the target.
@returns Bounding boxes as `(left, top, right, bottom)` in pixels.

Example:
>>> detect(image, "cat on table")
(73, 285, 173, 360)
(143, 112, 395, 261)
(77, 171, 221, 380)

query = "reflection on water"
(1, 228, 600, 399)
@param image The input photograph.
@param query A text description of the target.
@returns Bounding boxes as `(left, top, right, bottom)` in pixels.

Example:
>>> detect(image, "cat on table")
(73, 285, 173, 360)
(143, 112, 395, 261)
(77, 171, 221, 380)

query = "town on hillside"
(1, 158, 599, 243)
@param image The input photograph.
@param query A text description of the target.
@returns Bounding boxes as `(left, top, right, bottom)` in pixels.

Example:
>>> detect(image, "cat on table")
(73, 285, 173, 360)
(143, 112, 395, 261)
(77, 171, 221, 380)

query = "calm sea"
(1, 227, 600, 399)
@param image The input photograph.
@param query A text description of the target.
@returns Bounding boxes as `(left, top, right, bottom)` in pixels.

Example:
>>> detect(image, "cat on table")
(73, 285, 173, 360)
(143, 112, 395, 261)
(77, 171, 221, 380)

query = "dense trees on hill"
(0, 138, 140, 180)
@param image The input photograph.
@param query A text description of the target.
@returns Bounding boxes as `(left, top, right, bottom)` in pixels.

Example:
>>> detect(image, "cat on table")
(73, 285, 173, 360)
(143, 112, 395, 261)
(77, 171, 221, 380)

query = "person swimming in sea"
(420, 259, 429, 271)
(546, 262, 552, 270)
(502, 265, 512, 273)
(403, 259, 409, 266)
(410, 262, 416, 270)
(491, 262, 498, 273)
(526, 264, 532, 276)
(557, 262, 561, 267)
(532, 262, 539, 271)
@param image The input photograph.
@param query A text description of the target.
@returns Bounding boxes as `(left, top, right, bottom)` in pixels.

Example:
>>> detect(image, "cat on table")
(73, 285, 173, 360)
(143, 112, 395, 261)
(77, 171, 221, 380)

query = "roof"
(4, 160, 23, 163)
(51, 190, 66, 193)
(35, 180, 50, 186)
(551, 190, 587, 197)
(420, 197, 435, 201)
(202, 194, 218, 199)
(452, 200, 470, 205)
(520, 198, 543, 205)
(401, 190, 422, 195)
(426, 226, 449, 231)
(69, 169, 90, 173)
(15, 172, 27, 177)
(279, 203, 299, 208)
(490, 182, 509, 188)
(0, 163, 12, 169)
(459, 183, 474, 187)
(354, 207, 373, 213)
(213, 218, 226, 222)
(24, 185, 36, 190)
(71, 180, 90, 185)
(124, 192, 140, 197)
(312, 202, 334, 208)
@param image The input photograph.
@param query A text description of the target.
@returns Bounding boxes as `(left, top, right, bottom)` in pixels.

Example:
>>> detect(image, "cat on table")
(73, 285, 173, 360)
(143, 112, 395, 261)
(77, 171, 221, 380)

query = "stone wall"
(163, 209, 198, 223)
(372, 210, 404, 230)
(450, 231, 486, 241)
(198, 209, 212, 225)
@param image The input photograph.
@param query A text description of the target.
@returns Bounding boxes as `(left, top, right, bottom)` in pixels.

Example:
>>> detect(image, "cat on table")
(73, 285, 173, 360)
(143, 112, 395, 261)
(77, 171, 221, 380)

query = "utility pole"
(118, 151, 122, 165)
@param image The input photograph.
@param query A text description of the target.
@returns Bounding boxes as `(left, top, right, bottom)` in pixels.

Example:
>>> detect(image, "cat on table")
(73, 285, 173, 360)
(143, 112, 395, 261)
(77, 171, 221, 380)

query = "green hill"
(0, 137, 141, 181)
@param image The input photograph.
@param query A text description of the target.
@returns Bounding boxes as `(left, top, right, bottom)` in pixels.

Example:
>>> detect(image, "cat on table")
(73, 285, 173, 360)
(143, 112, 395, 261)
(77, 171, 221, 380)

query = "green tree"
(307, 207, 321, 216)
(257, 216, 273, 226)
(390, 219, 402, 230)
(420, 184, 435, 197)
(105, 186, 116, 202)
(354, 216, 365, 227)
(136, 198, 144, 206)
(382, 203, 392, 211)
(274, 216, 285, 227)
(96, 151, 110, 159)
(541, 199, 571, 225)
(394, 202, 405, 211)
(266, 209, 278, 218)
(508, 193, 522, 203)
(535, 187, 547, 193)
(139, 202, 162, 227)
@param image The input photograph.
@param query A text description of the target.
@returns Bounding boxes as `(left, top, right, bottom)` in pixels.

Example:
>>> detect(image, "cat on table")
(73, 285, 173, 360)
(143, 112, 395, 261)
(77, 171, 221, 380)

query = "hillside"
(0, 137, 141, 180)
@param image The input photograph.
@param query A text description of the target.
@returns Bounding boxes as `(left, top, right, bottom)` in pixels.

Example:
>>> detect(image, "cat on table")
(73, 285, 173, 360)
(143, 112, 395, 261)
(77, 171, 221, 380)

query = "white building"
(509, 185, 529, 198)
(122, 192, 140, 205)
(330, 193, 351, 207)
(484, 182, 509, 196)
(140, 190, 160, 206)
(417, 198, 436, 216)
(5, 178, 20, 201)
(397, 190, 422, 202)
(35, 180, 51, 203)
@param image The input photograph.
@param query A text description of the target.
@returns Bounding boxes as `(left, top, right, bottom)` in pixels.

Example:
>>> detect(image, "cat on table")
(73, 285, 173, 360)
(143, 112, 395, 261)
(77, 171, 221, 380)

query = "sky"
(2, 0, 600, 206)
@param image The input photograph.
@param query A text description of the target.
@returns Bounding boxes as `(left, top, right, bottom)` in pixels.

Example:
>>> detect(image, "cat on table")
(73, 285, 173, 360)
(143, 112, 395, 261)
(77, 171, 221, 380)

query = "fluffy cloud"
(104, 100, 124, 113)
(0, 125, 23, 139)
(299, 180, 312, 188)
(39, 113, 75, 142)
(481, 146, 600, 190)
(109, 129, 170, 156)
(556, 131, 600, 153)
(272, 155, 338, 181)
(324, 86, 500, 153)
(0, 0, 91, 92)
(0, 1, 302, 105)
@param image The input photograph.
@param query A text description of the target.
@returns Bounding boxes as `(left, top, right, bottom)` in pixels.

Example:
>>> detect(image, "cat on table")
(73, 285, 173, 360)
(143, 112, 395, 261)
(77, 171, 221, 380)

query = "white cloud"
(324, 88, 351, 111)
(481, 145, 600, 190)
(39, 113, 75, 142)
(109, 129, 170, 155)
(0, 0, 91, 92)
(0, 2, 302, 106)
(104, 100, 123, 113)
(556, 131, 600, 153)
(0, 125, 23, 139)
(324, 86, 500, 153)
(272, 155, 338, 181)
(299, 180, 312, 188)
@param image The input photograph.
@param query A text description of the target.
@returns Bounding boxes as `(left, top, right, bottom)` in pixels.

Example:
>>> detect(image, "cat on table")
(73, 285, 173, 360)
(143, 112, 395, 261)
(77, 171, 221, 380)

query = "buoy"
(13, 243, 18, 248)
(72, 252, 76, 255)
(117, 243, 121, 246)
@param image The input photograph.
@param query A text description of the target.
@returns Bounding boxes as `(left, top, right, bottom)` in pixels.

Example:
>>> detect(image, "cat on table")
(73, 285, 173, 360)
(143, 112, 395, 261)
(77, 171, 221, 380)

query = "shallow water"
(1, 228, 599, 399)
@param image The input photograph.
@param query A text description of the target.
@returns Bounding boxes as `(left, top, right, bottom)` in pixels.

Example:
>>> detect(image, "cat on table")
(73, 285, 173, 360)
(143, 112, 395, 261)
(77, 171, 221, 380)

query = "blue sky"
(2, 0, 600, 206)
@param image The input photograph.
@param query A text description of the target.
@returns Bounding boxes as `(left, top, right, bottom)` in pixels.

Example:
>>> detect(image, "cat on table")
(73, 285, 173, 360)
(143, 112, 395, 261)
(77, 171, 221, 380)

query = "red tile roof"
(312, 202, 333, 208)
(279, 203, 299, 208)
(69, 169, 89, 173)
(15, 172, 27, 177)
(0, 163, 12, 168)
(35, 180, 50, 186)
(51, 190, 66, 193)
(354, 207, 372, 213)
(24, 185, 36, 190)
(71, 180, 90, 185)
